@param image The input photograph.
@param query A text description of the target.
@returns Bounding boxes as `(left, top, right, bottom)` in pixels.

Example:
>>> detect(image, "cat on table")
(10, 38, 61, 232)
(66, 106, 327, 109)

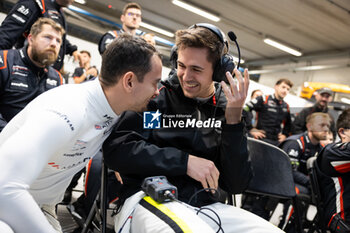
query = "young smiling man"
(0, 34, 162, 233)
(98, 2, 142, 54)
(0, 18, 64, 132)
(103, 24, 283, 232)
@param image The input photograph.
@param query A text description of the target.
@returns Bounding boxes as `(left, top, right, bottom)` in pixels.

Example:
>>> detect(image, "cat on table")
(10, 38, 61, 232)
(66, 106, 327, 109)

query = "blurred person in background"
(142, 33, 156, 46)
(98, 2, 142, 55)
(244, 89, 263, 129)
(320, 130, 334, 146)
(279, 113, 330, 231)
(292, 87, 336, 138)
(72, 50, 98, 84)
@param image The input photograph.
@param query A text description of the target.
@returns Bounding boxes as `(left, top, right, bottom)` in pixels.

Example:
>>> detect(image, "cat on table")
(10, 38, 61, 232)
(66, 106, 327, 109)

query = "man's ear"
(338, 128, 345, 139)
(306, 122, 312, 131)
(122, 71, 135, 93)
(27, 34, 33, 45)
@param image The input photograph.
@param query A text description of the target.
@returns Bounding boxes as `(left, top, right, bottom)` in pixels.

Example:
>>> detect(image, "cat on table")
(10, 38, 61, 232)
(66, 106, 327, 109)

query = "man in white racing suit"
(0, 34, 162, 233)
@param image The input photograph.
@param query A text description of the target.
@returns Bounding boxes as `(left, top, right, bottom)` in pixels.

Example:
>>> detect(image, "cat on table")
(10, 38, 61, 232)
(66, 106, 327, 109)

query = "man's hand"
(221, 68, 250, 124)
(278, 133, 287, 143)
(250, 128, 266, 139)
(187, 155, 220, 192)
(114, 171, 123, 184)
(72, 51, 82, 67)
(86, 67, 98, 77)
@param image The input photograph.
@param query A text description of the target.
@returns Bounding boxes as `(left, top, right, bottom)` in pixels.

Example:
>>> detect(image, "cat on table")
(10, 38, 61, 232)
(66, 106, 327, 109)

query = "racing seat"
(306, 156, 327, 233)
(307, 156, 350, 233)
(81, 157, 110, 233)
(242, 137, 303, 232)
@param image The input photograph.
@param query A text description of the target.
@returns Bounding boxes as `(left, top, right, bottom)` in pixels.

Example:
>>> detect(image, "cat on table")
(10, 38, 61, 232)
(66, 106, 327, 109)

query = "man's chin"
(42, 55, 57, 66)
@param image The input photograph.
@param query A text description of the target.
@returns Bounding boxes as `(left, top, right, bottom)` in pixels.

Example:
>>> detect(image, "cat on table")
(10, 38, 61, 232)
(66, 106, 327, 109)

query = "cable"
(195, 207, 224, 233)
(165, 190, 224, 233)
(188, 188, 220, 206)
(212, 85, 223, 118)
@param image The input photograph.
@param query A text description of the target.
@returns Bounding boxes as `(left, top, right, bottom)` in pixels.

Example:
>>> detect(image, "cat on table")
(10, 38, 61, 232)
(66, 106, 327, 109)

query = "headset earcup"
(170, 45, 178, 69)
(212, 54, 235, 82)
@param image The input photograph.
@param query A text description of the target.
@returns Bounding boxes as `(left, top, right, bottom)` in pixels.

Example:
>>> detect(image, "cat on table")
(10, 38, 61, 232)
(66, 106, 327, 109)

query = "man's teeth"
(186, 83, 197, 87)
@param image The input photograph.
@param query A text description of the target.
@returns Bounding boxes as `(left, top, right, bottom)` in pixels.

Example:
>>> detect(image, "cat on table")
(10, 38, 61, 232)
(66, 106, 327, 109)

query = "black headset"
(170, 23, 240, 83)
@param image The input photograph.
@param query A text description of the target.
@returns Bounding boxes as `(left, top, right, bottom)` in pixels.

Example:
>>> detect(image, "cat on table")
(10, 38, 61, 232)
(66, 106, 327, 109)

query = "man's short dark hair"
(100, 34, 159, 87)
(80, 50, 91, 57)
(122, 2, 141, 14)
(306, 112, 330, 125)
(336, 108, 350, 131)
(175, 26, 225, 70)
(30, 17, 65, 37)
(276, 78, 293, 88)
(251, 89, 262, 98)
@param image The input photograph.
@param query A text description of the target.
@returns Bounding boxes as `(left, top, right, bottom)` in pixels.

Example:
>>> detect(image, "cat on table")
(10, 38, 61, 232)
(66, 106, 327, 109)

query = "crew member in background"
(320, 130, 334, 146)
(142, 33, 156, 46)
(72, 50, 98, 84)
(244, 89, 263, 129)
(317, 108, 350, 232)
(98, 2, 142, 55)
(279, 112, 330, 231)
(0, 18, 64, 132)
(0, 0, 81, 70)
(244, 78, 293, 146)
(292, 87, 336, 138)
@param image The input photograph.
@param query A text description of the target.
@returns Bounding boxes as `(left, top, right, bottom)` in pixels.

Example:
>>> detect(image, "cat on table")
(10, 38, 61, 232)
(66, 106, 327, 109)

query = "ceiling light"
(74, 0, 86, 4)
(172, 0, 220, 22)
(263, 38, 302, 56)
(140, 22, 174, 38)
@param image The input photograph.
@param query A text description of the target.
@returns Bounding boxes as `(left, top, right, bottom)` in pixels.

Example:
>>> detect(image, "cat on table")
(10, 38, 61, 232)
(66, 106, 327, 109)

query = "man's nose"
(154, 88, 160, 96)
(50, 38, 59, 47)
(182, 69, 191, 81)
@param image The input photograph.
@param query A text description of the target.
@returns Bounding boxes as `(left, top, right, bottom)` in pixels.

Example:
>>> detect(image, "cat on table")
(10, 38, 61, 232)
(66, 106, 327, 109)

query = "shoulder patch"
(17, 5, 30, 16)
(288, 149, 299, 157)
(34, 0, 46, 14)
(0, 51, 8, 70)
(11, 13, 26, 24)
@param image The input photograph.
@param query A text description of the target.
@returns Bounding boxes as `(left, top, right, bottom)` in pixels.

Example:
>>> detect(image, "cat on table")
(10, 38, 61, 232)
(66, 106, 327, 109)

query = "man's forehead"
(320, 93, 331, 98)
(40, 24, 61, 34)
(279, 82, 290, 88)
(126, 8, 141, 13)
(178, 47, 210, 62)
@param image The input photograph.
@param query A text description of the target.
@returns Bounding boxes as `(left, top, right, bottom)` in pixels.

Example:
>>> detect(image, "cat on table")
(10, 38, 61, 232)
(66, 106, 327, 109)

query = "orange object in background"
(300, 82, 350, 108)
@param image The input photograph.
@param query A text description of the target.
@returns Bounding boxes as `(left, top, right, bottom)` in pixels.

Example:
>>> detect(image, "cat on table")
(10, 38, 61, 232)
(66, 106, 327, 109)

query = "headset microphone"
(227, 31, 241, 72)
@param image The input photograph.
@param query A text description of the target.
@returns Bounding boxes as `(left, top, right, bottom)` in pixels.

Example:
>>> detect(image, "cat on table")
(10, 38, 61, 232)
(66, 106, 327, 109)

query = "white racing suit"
(115, 191, 284, 233)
